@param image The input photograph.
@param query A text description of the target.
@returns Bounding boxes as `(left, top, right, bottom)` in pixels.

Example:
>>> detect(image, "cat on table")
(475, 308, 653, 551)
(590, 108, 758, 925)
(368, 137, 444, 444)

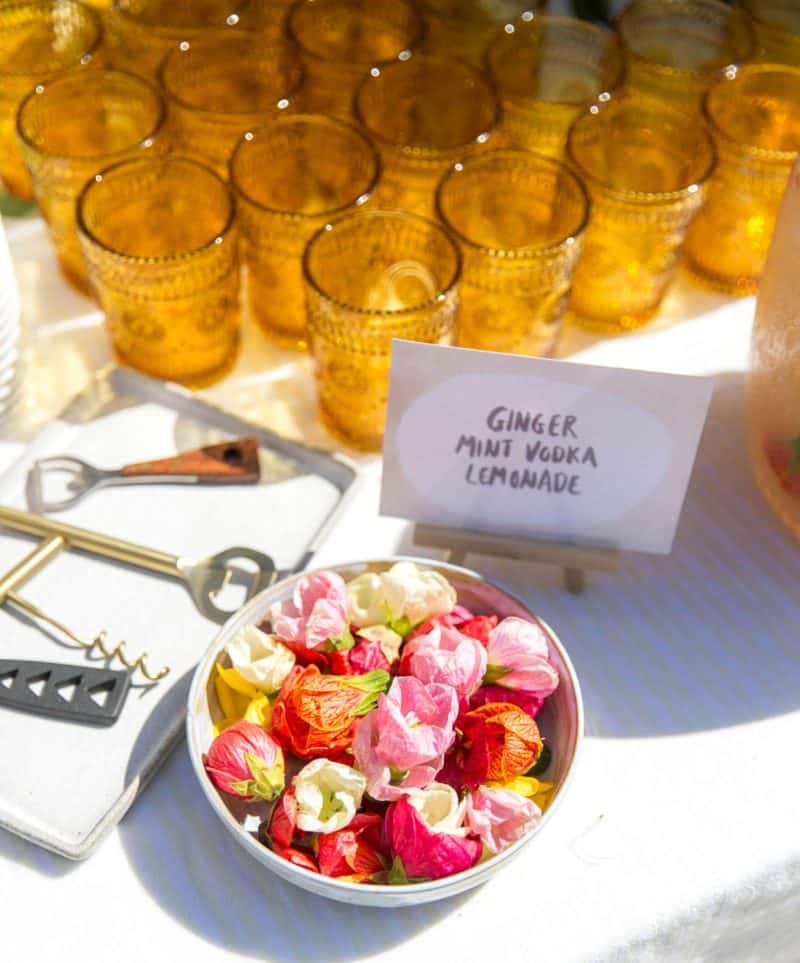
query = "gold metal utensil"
(0, 535, 169, 682)
(0, 505, 277, 624)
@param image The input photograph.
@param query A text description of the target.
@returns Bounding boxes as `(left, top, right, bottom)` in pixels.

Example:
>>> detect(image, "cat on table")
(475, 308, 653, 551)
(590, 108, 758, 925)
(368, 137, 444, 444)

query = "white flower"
(346, 572, 388, 628)
(293, 759, 367, 834)
(380, 562, 457, 627)
(357, 624, 403, 663)
(224, 625, 295, 694)
(406, 783, 469, 837)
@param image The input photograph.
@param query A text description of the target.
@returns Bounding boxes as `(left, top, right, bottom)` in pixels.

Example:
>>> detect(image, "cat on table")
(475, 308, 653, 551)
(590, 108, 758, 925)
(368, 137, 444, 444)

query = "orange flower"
(272, 665, 390, 760)
(460, 702, 542, 788)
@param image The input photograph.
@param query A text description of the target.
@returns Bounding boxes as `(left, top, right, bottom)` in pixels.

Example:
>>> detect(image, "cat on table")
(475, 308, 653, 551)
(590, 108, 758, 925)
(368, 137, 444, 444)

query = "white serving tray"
(0, 366, 358, 858)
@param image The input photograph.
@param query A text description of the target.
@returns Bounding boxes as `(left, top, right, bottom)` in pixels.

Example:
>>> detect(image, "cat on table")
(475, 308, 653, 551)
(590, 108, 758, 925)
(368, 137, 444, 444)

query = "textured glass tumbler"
(355, 54, 501, 216)
(684, 65, 800, 296)
(18, 69, 166, 293)
(436, 149, 588, 357)
(231, 115, 380, 349)
(567, 97, 715, 332)
(735, 1, 800, 65)
(616, 0, 755, 107)
(0, 0, 102, 199)
(487, 15, 623, 160)
(287, 0, 422, 119)
(160, 33, 303, 179)
(77, 156, 239, 386)
(303, 210, 460, 451)
(106, 0, 248, 79)
(421, 0, 546, 67)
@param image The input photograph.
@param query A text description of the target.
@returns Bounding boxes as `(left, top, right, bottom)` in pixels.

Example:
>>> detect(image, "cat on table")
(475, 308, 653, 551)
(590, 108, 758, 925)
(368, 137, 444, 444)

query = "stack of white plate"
(0, 214, 21, 423)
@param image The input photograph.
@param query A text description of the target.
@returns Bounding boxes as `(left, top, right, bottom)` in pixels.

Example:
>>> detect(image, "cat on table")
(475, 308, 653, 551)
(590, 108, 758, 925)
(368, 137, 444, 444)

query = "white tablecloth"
(1, 218, 799, 963)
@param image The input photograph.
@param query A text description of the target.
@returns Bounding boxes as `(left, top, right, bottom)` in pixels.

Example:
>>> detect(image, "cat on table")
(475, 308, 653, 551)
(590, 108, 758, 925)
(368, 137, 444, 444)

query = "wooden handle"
(120, 438, 260, 483)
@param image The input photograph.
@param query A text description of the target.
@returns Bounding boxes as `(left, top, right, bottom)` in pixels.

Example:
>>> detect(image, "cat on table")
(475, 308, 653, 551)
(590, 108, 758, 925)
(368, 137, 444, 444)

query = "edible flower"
(346, 562, 457, 633)
(487, 775, 554, 811)
(380, 561, 457, 629)
(484, 617, 559, 698)
(270, 571, 352, 651)
(205, 720, 285, 801)
(465, 787, 540, 854)
(225, 625, 295, 694)
(267, 787, 298, 849)
(469, 684, 543, 719)
(460, 702, 542, 787)
(356, 624, 403, 665)
(385, 793, 481, 880)
(272, 666, 390, 759)
(401, 623, 487, 698)
(459, 615, 499, 647)
(353, 676, 458, 800)
(273, 845, 319, 873)
(315, 812, 386, 881)
(293, 758, 367, 833)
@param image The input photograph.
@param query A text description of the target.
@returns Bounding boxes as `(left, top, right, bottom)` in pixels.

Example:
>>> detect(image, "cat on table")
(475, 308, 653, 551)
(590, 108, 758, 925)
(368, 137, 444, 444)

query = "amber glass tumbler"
(684, 64, 800, 296)
(616, 0, 755, 107)
(18, 69, 165, 292)
(106, 0, 248, 78)
(487, 15, 623, 160)
(421, 0, 546, 67)
(303, 210, 460, 451)
(735, 1, 800, 65)
(355, 54, 501, 216)
(287, 0, 422, 119)
(231, 115, 380, 349)
(567, 96, 715, 331)
(77, 156, 239, 385)
(437, 149, 588, 357)
(0, 0, 101, 199)
(160, 33, 303, 179)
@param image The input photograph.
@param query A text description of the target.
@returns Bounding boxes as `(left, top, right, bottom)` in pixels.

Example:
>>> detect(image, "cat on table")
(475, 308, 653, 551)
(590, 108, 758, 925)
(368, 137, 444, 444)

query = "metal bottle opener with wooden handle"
(26, 438, 260, 513)
(0, 506, 277, 624)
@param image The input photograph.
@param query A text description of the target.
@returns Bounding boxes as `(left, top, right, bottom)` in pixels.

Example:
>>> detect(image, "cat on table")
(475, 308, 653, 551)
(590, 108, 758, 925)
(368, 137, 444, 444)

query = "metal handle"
(0, 506, 180, 579)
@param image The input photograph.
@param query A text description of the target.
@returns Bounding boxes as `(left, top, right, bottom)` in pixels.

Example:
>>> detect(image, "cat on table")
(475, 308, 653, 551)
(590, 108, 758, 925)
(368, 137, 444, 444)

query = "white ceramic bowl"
(187, 557, 584, 907)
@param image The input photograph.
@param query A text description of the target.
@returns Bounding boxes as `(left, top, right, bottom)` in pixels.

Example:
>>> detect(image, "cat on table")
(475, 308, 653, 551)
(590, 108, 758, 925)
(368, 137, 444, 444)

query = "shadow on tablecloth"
(397, 370, 800, 738)
(120, 746, 475, 961)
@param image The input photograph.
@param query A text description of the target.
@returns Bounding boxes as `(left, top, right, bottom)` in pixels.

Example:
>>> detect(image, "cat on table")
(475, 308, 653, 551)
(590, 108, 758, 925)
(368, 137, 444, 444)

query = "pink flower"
(465, 787, 540, 854)
(402, 624, 487, 698)
(270, 571, 351, 651)
(349, 638, 392, 674)
(353, 676, 458, 801)
(470, 684, 544, 718)
(205, 721, 285, 801)
(485, 617, 559, 697)
(385, 794, 481, 880)
(406, 605, 473, 642)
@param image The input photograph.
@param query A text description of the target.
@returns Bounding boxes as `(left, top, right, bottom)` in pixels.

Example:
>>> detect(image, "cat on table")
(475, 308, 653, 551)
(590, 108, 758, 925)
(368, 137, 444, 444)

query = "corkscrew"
(0, 533, 169, 684)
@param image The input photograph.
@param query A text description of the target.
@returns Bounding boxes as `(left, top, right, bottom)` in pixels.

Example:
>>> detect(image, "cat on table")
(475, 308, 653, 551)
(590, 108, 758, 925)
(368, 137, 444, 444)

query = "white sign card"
(380, 342, 714, 554)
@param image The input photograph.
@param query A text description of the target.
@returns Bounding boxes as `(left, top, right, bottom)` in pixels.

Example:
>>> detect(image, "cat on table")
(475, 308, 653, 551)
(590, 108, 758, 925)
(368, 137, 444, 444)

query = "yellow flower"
(487, 775, 554, 812)
(214, 663, 260, 721)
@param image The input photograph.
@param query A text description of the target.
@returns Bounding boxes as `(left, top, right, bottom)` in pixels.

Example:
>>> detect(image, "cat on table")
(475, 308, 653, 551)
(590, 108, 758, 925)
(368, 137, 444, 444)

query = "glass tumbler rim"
(0, 0, 103, 78)
(615, 0, 757, 78)
(158, 32, 305, 118)
(302, 209, 462, 319)
(286, 0, 424, 66)
(735, 0, 800, 33)
(112, 0, 248, 35)
(76, 154, 236, 264)
(566, 94, 717, 203)
(229, 114, 382, 219)
(486, 14, 624, 108)
(421, 0, 545, 24)
(435, 148, 590, 258)
(17, 68, 167, 163)
(702, 62, 800, 163)
(354, 52, 502, 156)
